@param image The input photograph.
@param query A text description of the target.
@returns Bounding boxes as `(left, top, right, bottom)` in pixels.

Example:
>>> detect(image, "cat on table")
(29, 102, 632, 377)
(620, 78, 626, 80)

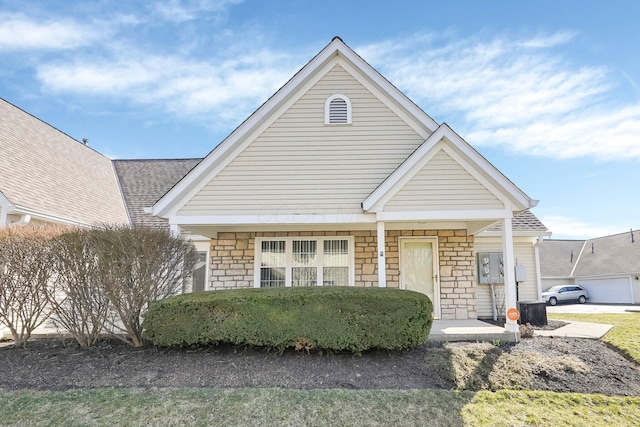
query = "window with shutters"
(325, 94, 352, 124)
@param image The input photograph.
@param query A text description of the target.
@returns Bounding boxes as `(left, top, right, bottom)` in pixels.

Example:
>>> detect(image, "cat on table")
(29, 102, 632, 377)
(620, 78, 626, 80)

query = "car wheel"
(578, 295, 587, 304)
(548, 297, 557, 306)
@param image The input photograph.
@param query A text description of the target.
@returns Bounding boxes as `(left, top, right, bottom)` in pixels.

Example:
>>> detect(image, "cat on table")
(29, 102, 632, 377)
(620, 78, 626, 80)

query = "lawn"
(1, 312, 639, 426)
(0, 388, 639, 427)
(548, 312, 640, 363)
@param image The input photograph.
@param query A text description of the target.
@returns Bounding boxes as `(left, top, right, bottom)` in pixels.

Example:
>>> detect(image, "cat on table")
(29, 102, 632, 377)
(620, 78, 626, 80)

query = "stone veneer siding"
(206, 229, 477, 320)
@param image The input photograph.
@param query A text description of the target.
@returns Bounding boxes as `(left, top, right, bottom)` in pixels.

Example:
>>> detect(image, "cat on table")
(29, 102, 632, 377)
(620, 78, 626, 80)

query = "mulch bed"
(1, 335, 639, 396)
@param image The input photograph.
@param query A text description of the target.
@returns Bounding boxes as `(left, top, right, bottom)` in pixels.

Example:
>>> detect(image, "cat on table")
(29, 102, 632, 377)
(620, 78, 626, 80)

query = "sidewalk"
(534, 320, 614, 339)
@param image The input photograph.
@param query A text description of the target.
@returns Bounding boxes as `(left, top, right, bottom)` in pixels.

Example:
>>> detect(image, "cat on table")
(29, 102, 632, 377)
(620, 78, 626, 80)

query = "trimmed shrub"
(142, 286, 433, 353)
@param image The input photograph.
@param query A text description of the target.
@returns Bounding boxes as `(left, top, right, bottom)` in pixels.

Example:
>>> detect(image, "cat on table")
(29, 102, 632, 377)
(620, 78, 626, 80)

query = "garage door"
(576, 277, 633, 304)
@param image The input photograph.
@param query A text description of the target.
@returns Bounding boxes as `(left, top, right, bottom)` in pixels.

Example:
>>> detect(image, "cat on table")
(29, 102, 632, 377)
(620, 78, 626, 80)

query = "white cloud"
(36, 48, 298, 127)
(0, 13, 100, 51)
(540, 215, 622, 239)
(153, 0, 243, 23)
(359, 32, 640, 160)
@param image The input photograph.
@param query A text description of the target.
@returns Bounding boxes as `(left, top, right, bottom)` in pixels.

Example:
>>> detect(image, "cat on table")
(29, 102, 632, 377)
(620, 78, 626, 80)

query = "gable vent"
(325, 94, 352, 124)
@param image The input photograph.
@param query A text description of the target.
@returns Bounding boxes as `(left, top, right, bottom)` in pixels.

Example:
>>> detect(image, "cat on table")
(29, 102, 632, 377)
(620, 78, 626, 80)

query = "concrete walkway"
(429, 318, 614, 342)
(534, 320, 614, 339)
(429, 319, 517, 342)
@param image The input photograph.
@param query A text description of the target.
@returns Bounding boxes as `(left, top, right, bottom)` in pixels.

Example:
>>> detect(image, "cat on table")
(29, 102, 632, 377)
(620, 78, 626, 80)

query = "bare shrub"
(49, 229, 112, 347)
(519, 322, 535, 339)
(0, 224, 64, 347)
(92, 225, 197, 347)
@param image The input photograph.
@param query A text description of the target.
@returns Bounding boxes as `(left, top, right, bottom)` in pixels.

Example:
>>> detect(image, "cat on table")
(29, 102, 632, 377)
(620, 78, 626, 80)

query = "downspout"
(534, 236, 543, 298)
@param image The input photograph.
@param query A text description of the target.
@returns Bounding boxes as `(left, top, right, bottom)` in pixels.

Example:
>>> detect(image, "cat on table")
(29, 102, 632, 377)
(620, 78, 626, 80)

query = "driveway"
(546, 303, 640, 314)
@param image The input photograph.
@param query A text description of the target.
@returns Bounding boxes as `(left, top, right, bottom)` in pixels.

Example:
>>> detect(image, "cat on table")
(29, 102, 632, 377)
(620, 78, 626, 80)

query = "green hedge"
(142, 287, 433, 353)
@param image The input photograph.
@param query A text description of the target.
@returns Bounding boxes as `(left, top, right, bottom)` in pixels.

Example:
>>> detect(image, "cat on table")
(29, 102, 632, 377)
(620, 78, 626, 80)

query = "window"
(187, 241, 210, 293)
(255, 237, 354, 287)
(192, 251, 208, 292)
(325, 94, 352, 124)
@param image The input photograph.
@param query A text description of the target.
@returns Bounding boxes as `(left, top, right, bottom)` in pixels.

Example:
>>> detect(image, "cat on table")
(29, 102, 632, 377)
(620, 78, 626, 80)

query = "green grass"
(0, 388, 639, 427)
(548, 312, 640, 363)
(1, 312, 637, 426)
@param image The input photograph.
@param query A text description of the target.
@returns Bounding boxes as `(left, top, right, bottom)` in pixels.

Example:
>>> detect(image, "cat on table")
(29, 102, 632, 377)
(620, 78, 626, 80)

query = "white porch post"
(0, 206, 6, 227)
(170, 224, 181, 237)
(377, 221, 387, 287)
(501, 217, 518, 333)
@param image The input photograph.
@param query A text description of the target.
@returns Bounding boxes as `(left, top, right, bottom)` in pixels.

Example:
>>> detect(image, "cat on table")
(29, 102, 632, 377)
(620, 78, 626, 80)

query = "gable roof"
(0, 98, 129, 226)
(362, 123, 537, 213)
(539, 239, 586, 277)
(149, 37, 440, 218)
(113, 158, 201, 227)
(540, 229, 640, 278)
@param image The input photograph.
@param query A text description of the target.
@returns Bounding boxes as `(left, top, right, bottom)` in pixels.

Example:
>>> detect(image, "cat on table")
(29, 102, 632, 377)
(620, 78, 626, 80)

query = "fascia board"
(362, 125, 448, 211)
(364, 123, 536, 213)
(168, 213, 377, 226)
(376, 209, 513, 222)
(153, 38, 441, 218)
(441, 124, 534, 209)
(335, 43, 439, 133)
(12, 205, 95, 227)
(0, 190, 13, 209)
(337, 59, 431, 139)
(480, 230, 553, 238)
(159, 58, 341, 219)
(152, 39, 345, 218)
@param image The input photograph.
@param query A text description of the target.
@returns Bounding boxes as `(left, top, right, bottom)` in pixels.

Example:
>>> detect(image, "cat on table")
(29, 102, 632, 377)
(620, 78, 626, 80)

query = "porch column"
(377, 221, 387, 287)
(170, 224, 181, 237)
(0, 206, 6, 227)
(501, 217, 518, 333)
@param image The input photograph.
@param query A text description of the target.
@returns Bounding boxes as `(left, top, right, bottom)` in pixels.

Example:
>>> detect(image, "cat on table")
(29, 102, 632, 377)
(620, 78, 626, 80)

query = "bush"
(142, 287, 433, 353)
(83, 224, 198, 347)
(0, 224, 64, 347)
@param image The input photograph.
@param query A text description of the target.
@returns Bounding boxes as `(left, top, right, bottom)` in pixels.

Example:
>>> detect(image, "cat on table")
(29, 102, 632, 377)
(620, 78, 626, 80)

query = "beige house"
(146, 37, 549, 329)
(1, 38, 550, 331)
(0, 99, 128, 227)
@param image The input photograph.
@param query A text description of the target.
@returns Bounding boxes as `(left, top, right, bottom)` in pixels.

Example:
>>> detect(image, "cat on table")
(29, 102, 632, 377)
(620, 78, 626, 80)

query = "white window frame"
(189, 240, 210, 293)
(324, 94, 352, 124)
(254, 236, 355, 287)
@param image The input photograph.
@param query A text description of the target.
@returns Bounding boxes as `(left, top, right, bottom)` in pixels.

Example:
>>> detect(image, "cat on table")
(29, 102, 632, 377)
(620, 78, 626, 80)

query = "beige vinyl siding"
(179, 64, 427, 215)
(474, 238, 538, 318)
(386, 149, 505, 212)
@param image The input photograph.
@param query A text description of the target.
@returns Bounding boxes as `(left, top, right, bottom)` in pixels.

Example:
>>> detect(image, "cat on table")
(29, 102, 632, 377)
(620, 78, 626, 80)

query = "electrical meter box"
(477, 252, 503, 284)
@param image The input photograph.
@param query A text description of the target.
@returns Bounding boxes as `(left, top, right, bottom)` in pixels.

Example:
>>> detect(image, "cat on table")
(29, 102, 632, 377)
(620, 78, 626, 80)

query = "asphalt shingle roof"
(113, 158, 201, 227)
(0, 98, 129, 225)
(539, 239, 586, 277)
(572, 230, 640, 276)
(539, 230, 640, 277)
(487, 209, 549, 233)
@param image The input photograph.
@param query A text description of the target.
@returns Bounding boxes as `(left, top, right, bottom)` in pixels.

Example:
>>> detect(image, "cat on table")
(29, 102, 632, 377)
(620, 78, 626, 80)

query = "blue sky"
(1, 0, 639, 239)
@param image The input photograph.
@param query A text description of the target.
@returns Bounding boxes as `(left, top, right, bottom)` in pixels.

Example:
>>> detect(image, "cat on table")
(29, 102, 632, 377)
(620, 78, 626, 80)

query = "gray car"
(542, 285, 590, 306)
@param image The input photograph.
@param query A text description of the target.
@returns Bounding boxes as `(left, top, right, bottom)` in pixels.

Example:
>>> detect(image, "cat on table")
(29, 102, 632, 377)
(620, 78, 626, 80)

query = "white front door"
(400, 238, 440, 317)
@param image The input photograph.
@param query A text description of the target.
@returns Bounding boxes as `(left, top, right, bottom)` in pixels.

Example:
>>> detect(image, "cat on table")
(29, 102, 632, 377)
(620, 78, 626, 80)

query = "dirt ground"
(1, 333, 639, 396)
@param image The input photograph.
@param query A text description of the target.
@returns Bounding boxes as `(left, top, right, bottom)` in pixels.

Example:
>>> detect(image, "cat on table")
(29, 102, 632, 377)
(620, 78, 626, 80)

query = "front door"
(400, 238, 440, 317)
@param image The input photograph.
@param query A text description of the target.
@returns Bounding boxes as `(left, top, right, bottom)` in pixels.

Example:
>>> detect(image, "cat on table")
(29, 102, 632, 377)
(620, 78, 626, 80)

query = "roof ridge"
(0, 97, 109, 160)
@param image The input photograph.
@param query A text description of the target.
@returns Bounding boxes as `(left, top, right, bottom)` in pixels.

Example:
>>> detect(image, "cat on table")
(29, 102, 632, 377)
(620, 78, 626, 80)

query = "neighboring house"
(540, 230, 640, 304)
(1, 37, 551, 326)
(0, 98, 129, 227)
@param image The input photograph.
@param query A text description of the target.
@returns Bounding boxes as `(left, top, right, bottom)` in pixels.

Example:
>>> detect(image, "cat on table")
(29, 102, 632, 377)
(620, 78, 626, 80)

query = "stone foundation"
(205, 229, 477, 319)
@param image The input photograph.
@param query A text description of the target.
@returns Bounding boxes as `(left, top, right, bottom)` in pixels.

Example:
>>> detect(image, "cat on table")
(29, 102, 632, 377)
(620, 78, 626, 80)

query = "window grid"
(257, 237, 353, 288)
